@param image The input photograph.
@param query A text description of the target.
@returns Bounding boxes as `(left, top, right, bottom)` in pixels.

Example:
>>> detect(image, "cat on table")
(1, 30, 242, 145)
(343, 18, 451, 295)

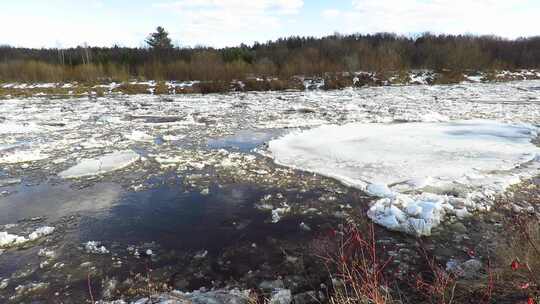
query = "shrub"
(113, 83, 151, 95)
(432, 70, 466, 84)
(195, 81, 230, 94)
(323, 75, 353, 90)
(314, 224, 395, 304)
(496, 214, 540, 301)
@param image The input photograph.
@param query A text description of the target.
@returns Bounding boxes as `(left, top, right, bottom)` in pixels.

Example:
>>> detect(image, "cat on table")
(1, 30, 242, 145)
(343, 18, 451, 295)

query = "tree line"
(1, 28, 539, 82)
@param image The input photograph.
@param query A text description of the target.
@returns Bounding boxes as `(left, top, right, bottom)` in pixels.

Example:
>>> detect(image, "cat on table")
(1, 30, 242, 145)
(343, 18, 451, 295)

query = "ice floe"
(101, 288, 252, 304)
(0, 226, 55, 248)
(125, 130, 154, 142)
(0, 149, 49, 164)
(268, 120, 540, 235)
(59, 150, 140, 178)
(84, 241, 110, 254)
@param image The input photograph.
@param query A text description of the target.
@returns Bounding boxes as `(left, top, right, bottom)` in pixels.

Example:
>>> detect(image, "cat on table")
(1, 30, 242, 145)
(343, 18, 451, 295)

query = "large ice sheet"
(59, 150, 140, 179)
(268, 120, 540, 235)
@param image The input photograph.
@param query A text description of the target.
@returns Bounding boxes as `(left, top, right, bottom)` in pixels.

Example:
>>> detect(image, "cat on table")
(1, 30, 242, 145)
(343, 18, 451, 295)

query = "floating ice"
(125, 130, 154, 142)
(0, 226, 55, 248)
(84, 241, 110, 254)
(0, 150, 48, 164)
(59, 150, 140, 178)
(0, 122, 41, 134)
(271, 204, 291, 223)
(268, 120, 540, 235)
(13, 282, 49, 298)
(102, 289, 252, 304)
(28, 226, 55, 241)
(0, 231, 27, 247)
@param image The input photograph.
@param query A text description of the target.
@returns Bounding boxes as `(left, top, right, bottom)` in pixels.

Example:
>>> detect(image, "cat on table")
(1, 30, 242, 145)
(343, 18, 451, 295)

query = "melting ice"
(268, 120, 540, 235)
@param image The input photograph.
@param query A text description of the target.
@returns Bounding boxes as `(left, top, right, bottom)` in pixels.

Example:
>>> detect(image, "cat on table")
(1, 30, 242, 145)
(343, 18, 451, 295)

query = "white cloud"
(323, 0, 539, 38)
(321, 9, 341, 19)
(156, 0, 303, 14)
(154, 0, 304, 47)
(91, 1, 105, 9)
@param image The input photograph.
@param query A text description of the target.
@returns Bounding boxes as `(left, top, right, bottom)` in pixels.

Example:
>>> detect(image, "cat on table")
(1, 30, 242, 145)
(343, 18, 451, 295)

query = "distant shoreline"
(0, 69, 539, 98)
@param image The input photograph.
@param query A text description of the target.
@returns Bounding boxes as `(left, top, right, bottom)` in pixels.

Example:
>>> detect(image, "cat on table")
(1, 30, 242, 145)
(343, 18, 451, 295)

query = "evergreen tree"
(146, 26, 173, 49)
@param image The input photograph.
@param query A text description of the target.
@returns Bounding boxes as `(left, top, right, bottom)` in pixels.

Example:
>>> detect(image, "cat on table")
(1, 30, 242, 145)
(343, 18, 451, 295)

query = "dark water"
(80, 182, 286, 253)
(0, 182, 123, 224)
(0, 130, 330, 301)
(0, 180, 307, 251)
(207, 129, 284, 152)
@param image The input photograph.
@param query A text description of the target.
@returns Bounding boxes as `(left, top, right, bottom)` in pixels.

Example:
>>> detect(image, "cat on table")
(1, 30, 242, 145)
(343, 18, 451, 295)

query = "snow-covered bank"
(268, 120, 540, 235)
(59, 150, 140, 179)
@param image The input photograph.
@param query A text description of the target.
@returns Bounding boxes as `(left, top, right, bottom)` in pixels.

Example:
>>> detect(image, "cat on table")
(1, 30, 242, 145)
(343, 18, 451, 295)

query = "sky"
(1, 0, 539, 48)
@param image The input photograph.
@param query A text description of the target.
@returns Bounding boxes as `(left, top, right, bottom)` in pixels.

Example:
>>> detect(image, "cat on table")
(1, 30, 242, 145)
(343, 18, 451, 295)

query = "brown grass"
(113, 83, 151, 95)
(494, 214, 540, 301)
(314, 224, 395, 304)
(432, 70, 467, 85)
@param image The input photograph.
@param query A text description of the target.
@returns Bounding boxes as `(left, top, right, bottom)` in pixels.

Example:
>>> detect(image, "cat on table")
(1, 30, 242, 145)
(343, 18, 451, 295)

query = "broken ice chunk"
(59, 150, 140, 178)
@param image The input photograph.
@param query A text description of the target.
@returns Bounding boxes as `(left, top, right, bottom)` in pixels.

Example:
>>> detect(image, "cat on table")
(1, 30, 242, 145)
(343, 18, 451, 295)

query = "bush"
(113, 83, 151, 94)
(323, 75, 353, 90)
(432, 70, 466, 84)
(195, 81, 230, 94)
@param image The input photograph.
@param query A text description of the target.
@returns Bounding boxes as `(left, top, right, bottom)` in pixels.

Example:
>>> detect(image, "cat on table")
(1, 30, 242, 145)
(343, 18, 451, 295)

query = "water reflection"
(207, 129, 284, 152)
(79, 183, 273, 252)
(0, 183, 122, 224)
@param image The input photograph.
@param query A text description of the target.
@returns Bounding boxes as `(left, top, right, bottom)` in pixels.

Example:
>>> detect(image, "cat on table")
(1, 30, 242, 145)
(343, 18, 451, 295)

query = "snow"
(268, 120, 540, 235)
(59, 150, 140, 178)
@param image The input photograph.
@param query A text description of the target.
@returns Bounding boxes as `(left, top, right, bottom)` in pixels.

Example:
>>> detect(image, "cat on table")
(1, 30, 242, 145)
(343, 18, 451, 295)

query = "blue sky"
(1, 0, 539, 48)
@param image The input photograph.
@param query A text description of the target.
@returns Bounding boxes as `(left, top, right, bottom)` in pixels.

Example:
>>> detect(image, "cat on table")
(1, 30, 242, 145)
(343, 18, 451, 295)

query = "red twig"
(87, 273, 95, 303)
(481, 256, 494, 304)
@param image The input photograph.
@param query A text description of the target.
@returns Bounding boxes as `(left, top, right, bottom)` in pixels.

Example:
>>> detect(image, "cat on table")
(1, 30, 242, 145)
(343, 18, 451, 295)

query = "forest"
(1, 29, 540, 82)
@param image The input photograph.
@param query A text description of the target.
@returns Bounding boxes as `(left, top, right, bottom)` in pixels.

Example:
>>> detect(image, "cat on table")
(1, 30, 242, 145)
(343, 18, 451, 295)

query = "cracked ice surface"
(0, 80, 539, 234)
(268, 120, 540, 235)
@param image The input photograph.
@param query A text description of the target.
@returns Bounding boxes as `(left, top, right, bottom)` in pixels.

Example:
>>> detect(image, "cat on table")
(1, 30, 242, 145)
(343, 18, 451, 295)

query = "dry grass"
(432, 70, 466, 85)
(323, 75, 354, 90)
(112, 83, 151, 95)
(314, 224, 396, 304)
(494, 213, 540, 302)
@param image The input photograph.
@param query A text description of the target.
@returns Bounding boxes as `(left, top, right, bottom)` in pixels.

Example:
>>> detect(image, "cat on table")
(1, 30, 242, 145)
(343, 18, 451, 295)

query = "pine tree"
(146, 26, 173, 49)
